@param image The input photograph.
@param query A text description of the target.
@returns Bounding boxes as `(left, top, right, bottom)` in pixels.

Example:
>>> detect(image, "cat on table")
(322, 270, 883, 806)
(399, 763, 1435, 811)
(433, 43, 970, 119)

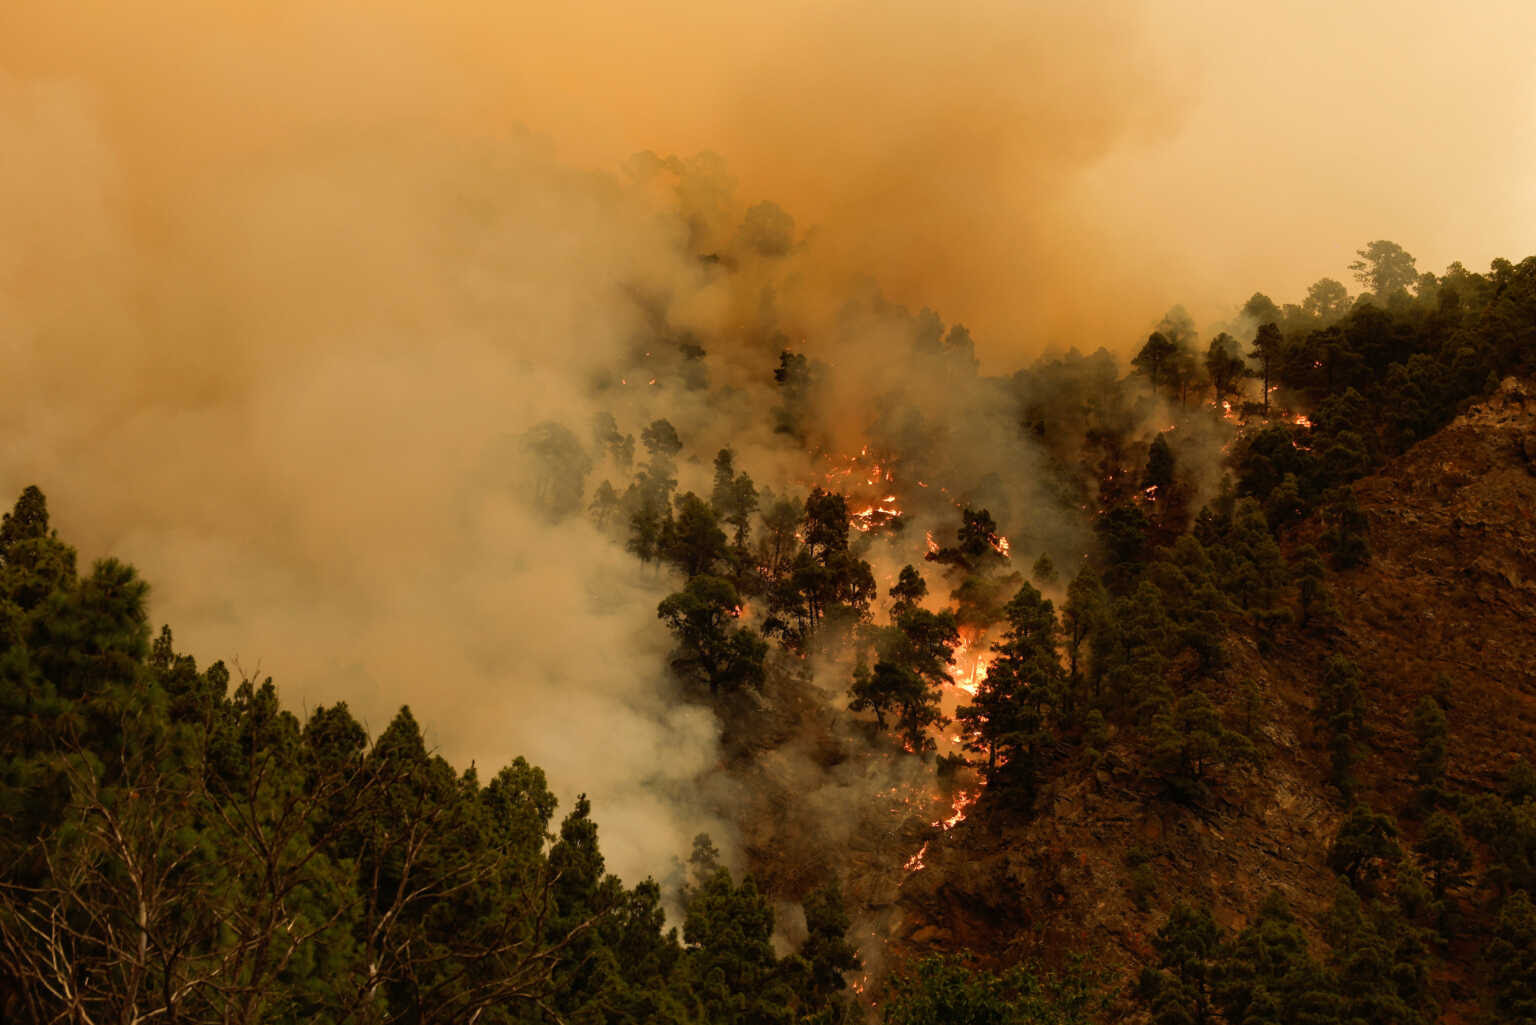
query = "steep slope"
(1339, 376, 1536, 795)
(885, 378, 1536, 1002)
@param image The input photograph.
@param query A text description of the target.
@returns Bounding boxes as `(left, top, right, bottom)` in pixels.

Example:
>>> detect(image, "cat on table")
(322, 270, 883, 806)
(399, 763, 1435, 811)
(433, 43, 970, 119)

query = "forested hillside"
(5, 238, 1536, 1024)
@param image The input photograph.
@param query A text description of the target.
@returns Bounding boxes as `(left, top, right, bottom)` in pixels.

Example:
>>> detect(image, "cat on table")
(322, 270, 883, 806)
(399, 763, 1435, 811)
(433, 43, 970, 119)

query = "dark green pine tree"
(1134, 331, 1179, 396)
(1143, 434, 1175, 496)
(1323, 887, 1433, 1025)
(784, 881, 861, 1019)
(657, 575, 767, 695)
(1291, 545, 1333, 629)
(889, 564, 928, 615)
(711, 448, 760, 556)
(1061, 567, 1109, 703)
(1204, 333, 1246, 407)
(852, 604, 958, 754)
(1415, 811, 1470, 900)
(1101, 581, 1172, 714)
(545, 794, 695, 1024)
(663, 492, 730, 577)
(1321, 488, 1371, 570)
(1212, 893, 1339, 1025)
(955, 582, 1061, 795)
(1327, 804, 1400, 892)
(1410, 696, 1449, 807)
(1489, 889, 1536, 1025)
(1317, 656, 1367, 800)
(684, 868, 794, 1025)
(1145, 690, 1255, 803)
(1247, 322, 1284, 415)
(1141, 903, 1223, 1025)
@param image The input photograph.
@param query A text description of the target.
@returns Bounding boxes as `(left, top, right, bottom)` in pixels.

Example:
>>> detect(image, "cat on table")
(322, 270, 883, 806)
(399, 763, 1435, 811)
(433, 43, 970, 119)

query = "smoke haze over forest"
(3, 0, 1535, 884)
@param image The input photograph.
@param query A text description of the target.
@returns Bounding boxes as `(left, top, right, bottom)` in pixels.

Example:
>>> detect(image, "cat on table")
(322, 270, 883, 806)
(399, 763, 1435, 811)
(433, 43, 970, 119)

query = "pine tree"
(890, 564, 928, 615)
(1328, 805, 1400, 891)
(956, 583, 1060, 792)
(1490, 889, 1536, 1024)
(1145, 690, 1255, 803)
(1143, 903, 1222, 1025)
(1062, 568, 1109, 701)
(792, 882, 861, 1013)
(684, 869, 794, 1025)
(1317, 656, 1367, 800)
(1248, 323, 1284, 415)
(1415, 811, 1470, 899)
(657, 576, 767, 694)
(1410, 695, 1449, 807)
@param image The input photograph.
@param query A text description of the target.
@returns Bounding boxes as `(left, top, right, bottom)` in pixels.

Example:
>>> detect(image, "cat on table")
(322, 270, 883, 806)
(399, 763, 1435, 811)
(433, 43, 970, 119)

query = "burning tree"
(851, 605, 959, 754)
(925, 507, 1019, 635)
(763, 488, 877, 651)
(955, 582, 1063, 794)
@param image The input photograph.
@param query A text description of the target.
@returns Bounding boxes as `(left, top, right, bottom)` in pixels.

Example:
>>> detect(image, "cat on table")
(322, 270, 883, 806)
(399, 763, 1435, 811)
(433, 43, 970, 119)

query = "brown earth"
(884, 378, 1536, 1003)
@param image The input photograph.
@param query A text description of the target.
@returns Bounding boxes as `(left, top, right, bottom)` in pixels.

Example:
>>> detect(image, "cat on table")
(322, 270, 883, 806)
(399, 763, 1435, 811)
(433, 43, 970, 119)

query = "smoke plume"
(2, 0, 1532, 880)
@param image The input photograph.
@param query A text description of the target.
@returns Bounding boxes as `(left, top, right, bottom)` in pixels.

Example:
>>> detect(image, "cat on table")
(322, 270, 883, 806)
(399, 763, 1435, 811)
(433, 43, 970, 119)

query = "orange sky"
(5, 0, 1532, 364)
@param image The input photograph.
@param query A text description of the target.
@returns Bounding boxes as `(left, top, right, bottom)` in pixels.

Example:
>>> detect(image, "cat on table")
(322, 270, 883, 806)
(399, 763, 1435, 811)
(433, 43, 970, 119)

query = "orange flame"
(936, 790, 978, 830)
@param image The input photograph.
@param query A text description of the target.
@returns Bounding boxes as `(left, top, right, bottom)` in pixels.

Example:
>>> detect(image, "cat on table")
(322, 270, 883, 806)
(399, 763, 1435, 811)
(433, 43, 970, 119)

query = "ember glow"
(936, 790, 978, 830)
(824, 449, 905, 532)
(903, 789, 980, 876)
(948, 637, 989, 698)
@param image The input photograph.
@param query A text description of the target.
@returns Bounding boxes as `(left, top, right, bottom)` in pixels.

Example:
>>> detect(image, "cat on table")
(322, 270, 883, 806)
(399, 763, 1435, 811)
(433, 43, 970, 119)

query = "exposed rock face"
(887, 379, 1536, 998)
(1346, 376, 1536, 789)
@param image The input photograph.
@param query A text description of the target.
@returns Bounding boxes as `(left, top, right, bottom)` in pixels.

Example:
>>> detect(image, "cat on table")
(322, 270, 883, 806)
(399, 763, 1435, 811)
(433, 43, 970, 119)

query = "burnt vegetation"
(6, 237, 1536, 1024)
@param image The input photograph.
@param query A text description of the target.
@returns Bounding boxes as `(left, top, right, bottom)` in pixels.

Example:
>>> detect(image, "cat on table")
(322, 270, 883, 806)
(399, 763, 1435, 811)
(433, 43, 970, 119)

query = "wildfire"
(823, 447, 904, 532)
(903, 791, 979, 876)
(960, 657, 986, 697)
(936, 790, 978, 830)
(949, 638, 988, 697)
(990, 533, 1011, 557)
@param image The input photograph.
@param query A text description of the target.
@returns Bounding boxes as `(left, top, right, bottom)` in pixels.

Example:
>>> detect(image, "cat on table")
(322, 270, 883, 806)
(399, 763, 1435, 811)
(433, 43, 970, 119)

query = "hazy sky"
(5, 0, 1533, 361)
(3, 0, 1533, 879)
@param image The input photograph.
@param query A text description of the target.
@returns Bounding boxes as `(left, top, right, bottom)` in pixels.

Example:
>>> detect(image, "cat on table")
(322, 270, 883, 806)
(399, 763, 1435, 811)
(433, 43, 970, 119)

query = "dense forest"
(5, 234, 1536, 1024)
